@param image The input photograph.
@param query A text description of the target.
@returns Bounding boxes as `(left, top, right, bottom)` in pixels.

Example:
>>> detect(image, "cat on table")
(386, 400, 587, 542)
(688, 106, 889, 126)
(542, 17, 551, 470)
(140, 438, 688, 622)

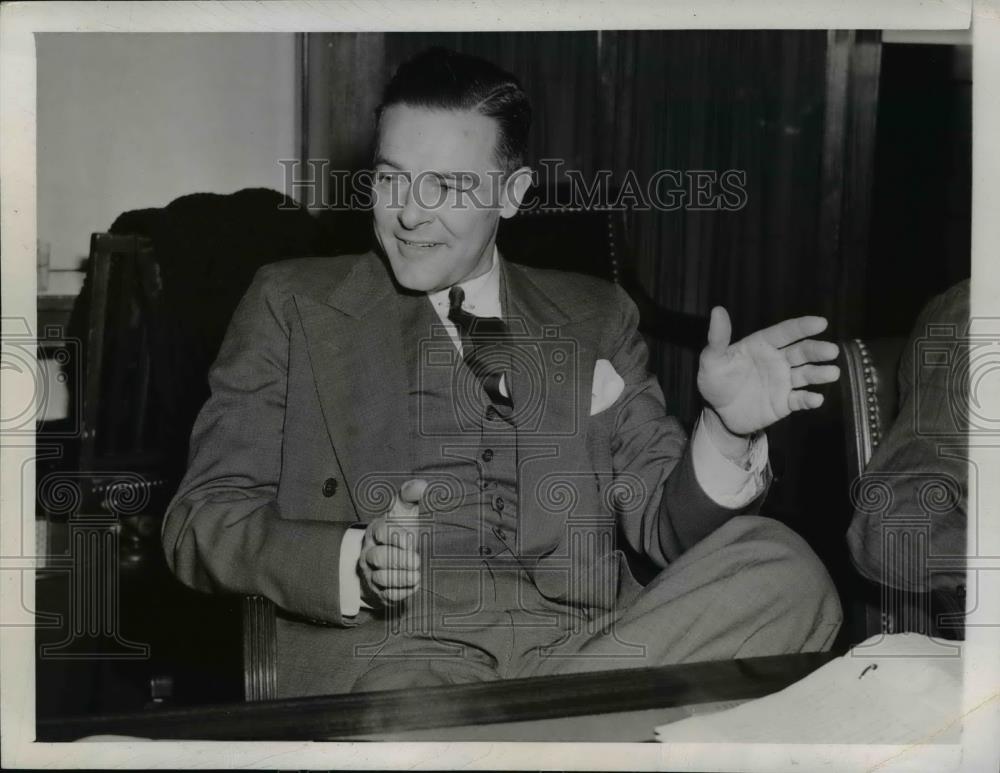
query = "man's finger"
(367, 519, 388, 546)
(788, 389, 824, 412)
(782, 339, 839, 367)
(367, 519, 413, 548)
(382, 586, 420, 603)
(383, 523, 420, 550)
(363, 544, 421, 571)
(370, 568, 421, 590)
(759, 316, 828, 349)
(790, 364, 840, 389)
(705, 306, 732, 354)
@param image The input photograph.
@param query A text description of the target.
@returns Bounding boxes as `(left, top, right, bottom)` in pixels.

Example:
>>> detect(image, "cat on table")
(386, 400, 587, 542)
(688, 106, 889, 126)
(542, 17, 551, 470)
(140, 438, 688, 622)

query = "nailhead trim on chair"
(517, 206, 622, 284)
(855, 338, 883, 451)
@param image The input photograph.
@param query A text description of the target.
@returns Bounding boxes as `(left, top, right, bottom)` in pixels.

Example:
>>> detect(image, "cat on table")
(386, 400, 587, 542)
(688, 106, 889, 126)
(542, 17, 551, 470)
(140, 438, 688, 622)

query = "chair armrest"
(242, 595, 277, 701)
(839, 337, 906, 484)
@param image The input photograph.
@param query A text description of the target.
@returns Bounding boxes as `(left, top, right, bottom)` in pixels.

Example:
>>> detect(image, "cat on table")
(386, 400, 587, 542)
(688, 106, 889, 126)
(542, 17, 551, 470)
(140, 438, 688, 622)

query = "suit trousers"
(347, 515, 842, 692)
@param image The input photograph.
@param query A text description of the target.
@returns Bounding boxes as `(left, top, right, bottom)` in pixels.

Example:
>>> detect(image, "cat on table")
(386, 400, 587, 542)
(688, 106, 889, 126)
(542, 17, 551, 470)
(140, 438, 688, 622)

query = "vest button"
(478, 545, 492, 556)
(493, 527, 508, 541)
(491, 495, 505, 512)
(322, 477, 338, 497)
(481, 449, 494, 462)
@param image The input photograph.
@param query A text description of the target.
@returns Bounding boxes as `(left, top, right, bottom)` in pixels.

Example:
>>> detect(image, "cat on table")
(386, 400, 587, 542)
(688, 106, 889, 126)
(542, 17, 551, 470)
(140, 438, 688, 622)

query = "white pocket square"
(590, 359, 625, 416)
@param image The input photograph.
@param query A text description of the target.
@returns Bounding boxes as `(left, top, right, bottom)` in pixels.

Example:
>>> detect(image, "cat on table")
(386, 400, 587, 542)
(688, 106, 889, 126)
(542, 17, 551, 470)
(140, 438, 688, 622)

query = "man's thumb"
(400, 479, 428, 504)
(706, 306, 732, 354)
(387, 479, 428, 519)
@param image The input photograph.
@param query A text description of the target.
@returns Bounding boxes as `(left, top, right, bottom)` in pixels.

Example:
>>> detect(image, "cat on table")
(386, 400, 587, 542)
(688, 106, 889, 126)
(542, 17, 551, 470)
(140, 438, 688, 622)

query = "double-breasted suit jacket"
(162, 251, 759, 640)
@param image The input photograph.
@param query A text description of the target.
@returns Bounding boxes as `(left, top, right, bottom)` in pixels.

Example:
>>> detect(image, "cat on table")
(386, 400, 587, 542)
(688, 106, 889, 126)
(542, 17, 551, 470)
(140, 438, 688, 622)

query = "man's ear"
(500, 166, 534, 219)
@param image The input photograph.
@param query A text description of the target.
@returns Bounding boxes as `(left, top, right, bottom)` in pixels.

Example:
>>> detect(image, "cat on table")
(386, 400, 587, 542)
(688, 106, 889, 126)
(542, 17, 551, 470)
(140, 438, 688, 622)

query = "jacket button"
(322, 478, 338, 497)
(481, 449, 494, 462)
(478, 545, 492, 556)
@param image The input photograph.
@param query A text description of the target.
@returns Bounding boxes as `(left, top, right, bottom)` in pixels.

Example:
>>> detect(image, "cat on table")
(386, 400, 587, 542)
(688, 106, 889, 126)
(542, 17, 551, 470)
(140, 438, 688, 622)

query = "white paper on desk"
(654, 634, 963, 744)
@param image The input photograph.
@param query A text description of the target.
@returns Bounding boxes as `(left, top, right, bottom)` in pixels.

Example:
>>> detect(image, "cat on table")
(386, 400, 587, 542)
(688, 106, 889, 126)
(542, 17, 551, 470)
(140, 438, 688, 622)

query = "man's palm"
(697, 307, 840, 436)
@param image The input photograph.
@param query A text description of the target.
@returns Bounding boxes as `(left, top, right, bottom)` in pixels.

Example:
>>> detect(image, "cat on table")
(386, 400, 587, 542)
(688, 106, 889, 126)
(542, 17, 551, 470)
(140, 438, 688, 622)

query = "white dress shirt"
(340, 247, 769, 615)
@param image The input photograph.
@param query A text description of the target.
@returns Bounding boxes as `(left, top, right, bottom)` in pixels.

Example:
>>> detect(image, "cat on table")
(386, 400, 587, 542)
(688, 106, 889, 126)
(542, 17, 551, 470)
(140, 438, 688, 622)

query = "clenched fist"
(358, 479, 426, 608)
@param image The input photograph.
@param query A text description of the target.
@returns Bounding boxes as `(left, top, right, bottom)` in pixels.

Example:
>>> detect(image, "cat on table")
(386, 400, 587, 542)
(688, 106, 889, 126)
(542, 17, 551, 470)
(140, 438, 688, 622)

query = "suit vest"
(398, 289, 520, 563)
(391, 279, 623, 617)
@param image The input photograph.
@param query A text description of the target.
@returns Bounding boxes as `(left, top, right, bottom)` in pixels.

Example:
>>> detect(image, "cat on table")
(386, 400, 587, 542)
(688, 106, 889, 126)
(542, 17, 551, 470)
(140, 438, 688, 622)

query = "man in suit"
(162, 48, 843, 697)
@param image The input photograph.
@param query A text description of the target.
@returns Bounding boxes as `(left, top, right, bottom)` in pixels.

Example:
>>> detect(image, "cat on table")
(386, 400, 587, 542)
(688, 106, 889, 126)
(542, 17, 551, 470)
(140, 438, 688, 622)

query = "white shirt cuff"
(339, 525, 368, 617)
(691, 415, 769, 509)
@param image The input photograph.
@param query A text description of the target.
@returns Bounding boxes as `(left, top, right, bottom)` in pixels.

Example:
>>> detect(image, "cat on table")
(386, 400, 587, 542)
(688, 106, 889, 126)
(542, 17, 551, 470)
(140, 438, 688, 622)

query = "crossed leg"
(513, 516, 843, 678)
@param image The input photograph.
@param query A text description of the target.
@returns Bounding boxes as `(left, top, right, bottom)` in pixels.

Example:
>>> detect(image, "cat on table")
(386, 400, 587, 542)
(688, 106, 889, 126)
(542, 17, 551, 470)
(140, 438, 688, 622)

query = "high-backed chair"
(73, 233, 176, 513)
(62, 190, 339, 703)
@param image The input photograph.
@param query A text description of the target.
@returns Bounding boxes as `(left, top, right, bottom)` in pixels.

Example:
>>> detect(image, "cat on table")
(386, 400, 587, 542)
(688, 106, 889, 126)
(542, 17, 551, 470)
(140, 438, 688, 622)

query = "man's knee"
(352, 663, 449, 693)
(710, 516, 843, 644)
(352, 657, 497, 693)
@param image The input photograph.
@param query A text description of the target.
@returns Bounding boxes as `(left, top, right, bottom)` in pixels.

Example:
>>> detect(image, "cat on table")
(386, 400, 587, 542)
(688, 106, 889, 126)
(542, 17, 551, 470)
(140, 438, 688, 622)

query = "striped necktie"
(447, 285, 512, 408)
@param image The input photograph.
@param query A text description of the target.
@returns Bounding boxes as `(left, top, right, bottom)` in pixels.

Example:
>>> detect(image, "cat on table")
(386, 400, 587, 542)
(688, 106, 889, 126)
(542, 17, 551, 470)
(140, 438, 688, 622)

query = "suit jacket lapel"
(293, 252, 607, 523)
(293, 255, 410, 520)
(501, 258, 596, 438)
(502, 258, 613, 558)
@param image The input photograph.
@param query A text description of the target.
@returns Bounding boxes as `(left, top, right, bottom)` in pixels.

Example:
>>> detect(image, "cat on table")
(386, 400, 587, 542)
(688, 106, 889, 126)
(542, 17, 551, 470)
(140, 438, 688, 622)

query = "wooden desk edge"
(37, 650, 837, 742)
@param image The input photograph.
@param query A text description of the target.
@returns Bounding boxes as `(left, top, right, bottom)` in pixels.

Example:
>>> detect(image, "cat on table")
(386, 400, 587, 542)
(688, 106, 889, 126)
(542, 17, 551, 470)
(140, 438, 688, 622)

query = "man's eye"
(447, 176, 476, 192)
(375, 171, 404, 185)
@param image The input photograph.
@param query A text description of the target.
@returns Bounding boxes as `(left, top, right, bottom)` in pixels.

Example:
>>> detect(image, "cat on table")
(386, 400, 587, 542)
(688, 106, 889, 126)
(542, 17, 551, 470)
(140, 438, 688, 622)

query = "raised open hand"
(696, 307, 840, 436)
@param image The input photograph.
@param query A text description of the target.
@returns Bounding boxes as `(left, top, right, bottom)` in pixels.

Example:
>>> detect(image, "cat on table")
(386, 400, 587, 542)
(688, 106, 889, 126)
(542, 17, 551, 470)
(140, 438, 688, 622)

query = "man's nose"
(397, 184, 432, 230)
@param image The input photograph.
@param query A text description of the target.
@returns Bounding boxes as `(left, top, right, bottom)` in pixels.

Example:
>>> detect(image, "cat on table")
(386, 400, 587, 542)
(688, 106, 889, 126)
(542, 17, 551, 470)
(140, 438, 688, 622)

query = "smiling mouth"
(397, 237, 442, 249)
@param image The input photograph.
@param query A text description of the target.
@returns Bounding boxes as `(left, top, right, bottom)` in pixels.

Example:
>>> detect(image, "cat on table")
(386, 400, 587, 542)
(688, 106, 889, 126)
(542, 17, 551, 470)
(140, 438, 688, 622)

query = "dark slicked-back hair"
(375, 47, 531, 173)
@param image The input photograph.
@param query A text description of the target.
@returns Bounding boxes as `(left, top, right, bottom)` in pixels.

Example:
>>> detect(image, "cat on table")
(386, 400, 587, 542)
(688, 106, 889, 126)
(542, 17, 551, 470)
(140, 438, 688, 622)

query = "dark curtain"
(599, 31, 830, 420)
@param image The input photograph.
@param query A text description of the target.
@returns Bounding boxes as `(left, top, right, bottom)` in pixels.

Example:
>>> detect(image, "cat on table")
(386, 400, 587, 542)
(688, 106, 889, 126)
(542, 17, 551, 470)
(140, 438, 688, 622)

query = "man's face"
(372, 104, 528, 292)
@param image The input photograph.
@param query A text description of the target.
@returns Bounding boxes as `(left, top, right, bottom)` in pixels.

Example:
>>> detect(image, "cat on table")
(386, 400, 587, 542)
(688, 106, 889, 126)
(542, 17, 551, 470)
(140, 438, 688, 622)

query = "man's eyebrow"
(435, 170, 477, 181)
(372, 160, 482, 185)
